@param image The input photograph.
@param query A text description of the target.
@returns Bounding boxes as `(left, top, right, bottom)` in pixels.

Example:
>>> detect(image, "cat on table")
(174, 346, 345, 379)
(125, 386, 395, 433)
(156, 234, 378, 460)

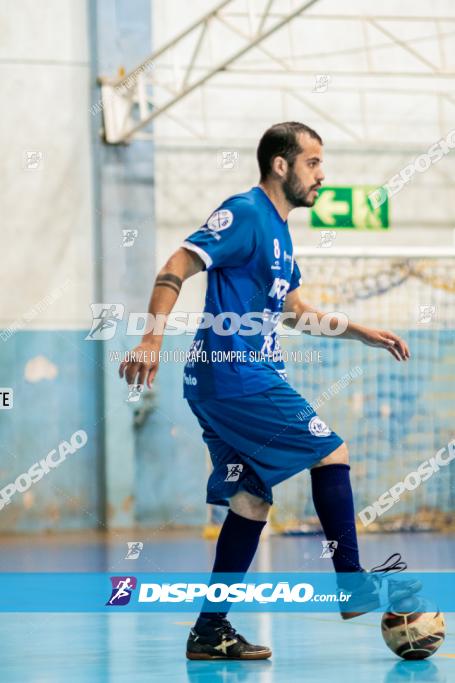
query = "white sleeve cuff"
(181, 241, 213, 269)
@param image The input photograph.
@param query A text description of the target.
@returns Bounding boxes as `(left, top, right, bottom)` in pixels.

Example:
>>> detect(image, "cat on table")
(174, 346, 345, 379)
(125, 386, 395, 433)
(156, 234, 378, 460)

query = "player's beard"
(282, 165, 319, 208)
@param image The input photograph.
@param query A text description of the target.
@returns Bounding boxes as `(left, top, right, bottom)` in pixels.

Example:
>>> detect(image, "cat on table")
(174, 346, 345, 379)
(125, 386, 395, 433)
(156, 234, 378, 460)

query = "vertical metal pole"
(88, 0, 155, 528)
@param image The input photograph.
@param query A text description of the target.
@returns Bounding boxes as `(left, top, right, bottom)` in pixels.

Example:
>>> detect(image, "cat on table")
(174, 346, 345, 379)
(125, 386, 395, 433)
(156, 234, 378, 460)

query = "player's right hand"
(119, 341, 161, 388)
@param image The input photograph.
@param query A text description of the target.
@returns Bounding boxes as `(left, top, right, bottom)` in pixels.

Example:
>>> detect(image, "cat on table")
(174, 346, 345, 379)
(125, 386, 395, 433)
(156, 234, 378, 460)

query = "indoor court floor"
(1, 532, 453, 682)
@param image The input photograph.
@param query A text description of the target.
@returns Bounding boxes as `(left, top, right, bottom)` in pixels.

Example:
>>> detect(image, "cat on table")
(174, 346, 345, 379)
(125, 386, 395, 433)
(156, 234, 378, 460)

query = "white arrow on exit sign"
(312, 190, 350, 225)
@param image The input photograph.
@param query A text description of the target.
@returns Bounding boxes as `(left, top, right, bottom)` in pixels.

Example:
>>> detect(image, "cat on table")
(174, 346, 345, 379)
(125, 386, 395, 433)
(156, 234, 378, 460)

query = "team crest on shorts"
(308, 416, 331, 437)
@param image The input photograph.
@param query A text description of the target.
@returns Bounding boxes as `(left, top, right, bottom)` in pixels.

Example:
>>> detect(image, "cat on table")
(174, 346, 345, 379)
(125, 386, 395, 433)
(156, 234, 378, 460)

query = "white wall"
(0, 0, 94, 329)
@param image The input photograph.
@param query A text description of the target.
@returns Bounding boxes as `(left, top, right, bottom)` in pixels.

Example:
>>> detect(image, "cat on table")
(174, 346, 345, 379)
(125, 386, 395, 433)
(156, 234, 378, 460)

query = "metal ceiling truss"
(99, 1, 455, 145)
(99, 0, 320, 143)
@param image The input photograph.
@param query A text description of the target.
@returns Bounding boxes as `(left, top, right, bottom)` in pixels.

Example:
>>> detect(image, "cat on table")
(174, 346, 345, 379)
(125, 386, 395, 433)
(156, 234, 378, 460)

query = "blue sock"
(310, 464, 362, 573)
(196, 509, 267, 626)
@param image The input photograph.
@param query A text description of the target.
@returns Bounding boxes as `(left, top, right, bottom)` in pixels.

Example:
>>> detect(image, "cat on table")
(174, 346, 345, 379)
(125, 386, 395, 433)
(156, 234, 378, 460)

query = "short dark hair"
(257, 122, 323, 181)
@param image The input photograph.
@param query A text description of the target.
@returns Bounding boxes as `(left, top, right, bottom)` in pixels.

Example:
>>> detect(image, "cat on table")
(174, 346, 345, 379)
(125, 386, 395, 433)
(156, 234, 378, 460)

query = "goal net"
(271, 247, 455, 534)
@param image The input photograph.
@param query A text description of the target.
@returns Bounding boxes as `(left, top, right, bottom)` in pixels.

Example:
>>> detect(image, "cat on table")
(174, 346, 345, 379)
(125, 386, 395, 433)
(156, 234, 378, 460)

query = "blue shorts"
(187, 382, 344, 507)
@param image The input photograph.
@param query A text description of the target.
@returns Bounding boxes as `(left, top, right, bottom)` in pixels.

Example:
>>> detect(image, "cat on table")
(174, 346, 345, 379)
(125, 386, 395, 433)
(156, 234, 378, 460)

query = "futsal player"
(120, 122, 420, 660)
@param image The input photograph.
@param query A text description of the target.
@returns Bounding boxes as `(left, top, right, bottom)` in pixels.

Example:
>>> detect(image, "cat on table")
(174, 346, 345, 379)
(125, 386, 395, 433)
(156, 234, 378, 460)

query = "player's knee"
(312, 443, 349, 468)
(229, 491, 271, 521)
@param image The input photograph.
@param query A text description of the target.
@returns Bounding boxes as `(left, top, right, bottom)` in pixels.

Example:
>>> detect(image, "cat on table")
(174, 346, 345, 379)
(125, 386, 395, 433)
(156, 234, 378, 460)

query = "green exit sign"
(310, 186, 389, 229)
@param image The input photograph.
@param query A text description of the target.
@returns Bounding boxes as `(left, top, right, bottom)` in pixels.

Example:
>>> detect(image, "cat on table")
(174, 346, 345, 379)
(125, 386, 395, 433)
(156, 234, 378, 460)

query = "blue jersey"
(181, 185, 302, 399)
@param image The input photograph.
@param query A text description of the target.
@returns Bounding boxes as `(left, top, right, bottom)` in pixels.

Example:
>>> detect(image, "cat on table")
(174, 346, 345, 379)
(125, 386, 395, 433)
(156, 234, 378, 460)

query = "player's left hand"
(360, 328, 410, 361)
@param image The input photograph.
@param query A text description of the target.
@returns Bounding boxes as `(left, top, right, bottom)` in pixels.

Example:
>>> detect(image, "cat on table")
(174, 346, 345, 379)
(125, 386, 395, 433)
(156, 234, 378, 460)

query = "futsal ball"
(381, 601, 445, 660)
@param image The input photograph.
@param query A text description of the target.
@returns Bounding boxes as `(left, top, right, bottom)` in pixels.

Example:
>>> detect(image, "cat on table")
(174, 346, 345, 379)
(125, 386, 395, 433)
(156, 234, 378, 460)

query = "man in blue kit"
(120, 122, 420, 660)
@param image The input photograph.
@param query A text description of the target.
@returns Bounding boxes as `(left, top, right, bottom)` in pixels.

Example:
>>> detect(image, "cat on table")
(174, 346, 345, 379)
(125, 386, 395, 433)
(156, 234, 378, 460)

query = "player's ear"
(271, 155, 288, 179)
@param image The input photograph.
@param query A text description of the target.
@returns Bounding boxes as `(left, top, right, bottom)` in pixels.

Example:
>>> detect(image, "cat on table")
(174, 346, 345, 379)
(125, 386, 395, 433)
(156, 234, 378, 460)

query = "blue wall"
(0, 332, 102, 532)
(90, 0, 155, 529)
